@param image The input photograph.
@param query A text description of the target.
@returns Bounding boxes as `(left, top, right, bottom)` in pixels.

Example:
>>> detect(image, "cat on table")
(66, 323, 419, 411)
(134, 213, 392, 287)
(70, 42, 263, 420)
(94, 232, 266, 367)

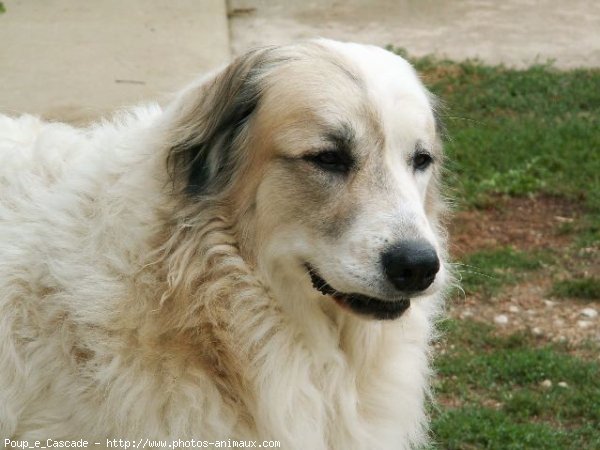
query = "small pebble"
(557, 381, 569, 388)
(544, 299, 557, 307)
(554, 318, 565, 327)
(532, 327, 543, 337)
(494, 314, 509, 325)
(577, 320, 591, 329)
(541, 379, 552, 389)
(581, 308, 598, 319)
(508, 305, 520, 313)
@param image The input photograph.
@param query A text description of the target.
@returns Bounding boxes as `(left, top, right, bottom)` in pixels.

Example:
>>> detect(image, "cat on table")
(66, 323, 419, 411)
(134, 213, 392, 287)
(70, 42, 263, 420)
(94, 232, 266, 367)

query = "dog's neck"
(132, 200, 432, 447)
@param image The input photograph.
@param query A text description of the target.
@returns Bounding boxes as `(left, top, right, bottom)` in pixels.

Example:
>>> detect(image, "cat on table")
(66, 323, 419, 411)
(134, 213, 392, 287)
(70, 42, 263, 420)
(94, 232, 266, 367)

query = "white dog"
(0, 40, 448, 449)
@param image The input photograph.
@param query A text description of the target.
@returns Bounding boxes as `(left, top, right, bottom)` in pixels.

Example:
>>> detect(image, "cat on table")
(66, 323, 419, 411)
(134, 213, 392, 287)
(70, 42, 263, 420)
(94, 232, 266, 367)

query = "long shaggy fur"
(0, 40, 448, 449)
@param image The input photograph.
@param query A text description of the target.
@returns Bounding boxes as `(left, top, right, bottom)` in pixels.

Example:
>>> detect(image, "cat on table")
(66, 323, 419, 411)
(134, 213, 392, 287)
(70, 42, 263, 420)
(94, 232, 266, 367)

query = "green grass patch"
(0, 2, 5, 14)
(431, 319, 600, 449)
(389, 47, 600, 220)
(432, 407, 587, 450)
(457, 246, 549, 297)
(432, 407, 600, 449)
(551, 277, 600, 300)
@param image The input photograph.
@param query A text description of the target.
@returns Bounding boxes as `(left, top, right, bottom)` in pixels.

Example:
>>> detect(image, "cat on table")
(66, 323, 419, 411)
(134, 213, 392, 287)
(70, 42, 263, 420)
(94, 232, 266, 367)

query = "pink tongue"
(331, 295, 352, 310)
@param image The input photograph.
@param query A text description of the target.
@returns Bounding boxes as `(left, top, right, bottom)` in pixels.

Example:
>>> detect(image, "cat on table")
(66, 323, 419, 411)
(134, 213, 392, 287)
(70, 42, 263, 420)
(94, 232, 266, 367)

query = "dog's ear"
(166, 48, 276, 196)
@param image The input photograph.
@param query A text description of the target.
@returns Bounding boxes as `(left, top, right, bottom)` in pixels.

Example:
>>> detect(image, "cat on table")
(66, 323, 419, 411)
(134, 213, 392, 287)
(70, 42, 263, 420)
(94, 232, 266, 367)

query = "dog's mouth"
(306, 265, 410, 320)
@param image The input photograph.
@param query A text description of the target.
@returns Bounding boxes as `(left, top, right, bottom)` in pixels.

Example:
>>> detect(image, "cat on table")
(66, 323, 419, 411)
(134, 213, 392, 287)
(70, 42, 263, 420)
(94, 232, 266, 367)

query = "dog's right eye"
(304, 150, 353, 174)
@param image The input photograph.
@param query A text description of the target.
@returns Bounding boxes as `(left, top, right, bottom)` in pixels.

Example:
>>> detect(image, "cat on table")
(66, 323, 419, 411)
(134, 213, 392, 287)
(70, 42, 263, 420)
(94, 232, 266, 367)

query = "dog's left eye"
(413, 152, 434, 171)
(304, 150, 353, 174)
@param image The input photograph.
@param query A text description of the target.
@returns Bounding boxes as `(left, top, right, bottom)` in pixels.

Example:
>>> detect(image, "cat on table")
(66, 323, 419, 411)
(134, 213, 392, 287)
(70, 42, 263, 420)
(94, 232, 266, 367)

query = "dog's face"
(167, 40, 447, 320)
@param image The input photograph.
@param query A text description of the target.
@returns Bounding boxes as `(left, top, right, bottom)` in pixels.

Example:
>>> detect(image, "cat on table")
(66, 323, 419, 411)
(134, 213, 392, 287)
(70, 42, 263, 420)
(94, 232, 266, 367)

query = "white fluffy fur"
(0, 40, 447, 449)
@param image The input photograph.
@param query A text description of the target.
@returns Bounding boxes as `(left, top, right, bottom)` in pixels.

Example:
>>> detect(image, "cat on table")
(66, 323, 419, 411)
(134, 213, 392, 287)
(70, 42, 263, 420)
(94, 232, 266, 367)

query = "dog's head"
(166, 40, 447, 321)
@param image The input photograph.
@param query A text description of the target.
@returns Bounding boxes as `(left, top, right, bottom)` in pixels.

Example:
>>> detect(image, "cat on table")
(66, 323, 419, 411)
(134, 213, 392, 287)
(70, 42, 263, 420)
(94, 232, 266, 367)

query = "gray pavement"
(0, 0, 230, 124)
(228, 0, 600, 68)
(2, 1, 599, 124)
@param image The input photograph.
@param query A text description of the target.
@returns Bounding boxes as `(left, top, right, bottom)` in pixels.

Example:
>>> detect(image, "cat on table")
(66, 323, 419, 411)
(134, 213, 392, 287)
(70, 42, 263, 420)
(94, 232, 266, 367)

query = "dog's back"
(0, 111, 172, 438)
(0, 114, 98, 436)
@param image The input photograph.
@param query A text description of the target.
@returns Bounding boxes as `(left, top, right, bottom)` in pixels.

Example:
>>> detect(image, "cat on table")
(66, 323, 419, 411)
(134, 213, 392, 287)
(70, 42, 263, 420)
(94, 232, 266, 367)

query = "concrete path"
(2, 1, 598, 124)
(228, 0, 600, 68)
(0, 0, 230, 124)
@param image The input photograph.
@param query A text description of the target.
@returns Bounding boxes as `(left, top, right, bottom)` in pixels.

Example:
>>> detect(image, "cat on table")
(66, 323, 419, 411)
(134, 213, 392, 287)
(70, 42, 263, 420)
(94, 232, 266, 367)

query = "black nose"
(381, 240, 440, 293)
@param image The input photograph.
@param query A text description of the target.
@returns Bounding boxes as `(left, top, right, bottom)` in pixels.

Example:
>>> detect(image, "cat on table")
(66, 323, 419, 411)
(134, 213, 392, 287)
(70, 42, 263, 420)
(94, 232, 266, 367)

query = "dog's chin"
(306, 265, 410, 320)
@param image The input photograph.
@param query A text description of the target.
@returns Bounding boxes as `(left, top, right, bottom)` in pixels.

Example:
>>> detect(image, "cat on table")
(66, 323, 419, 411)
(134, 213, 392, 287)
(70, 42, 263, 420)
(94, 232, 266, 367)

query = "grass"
(432, 408, 599, 450)
(0, 2, 4, 14)
(388, 47, 600, 241)
(458, 246, 549, 297)
(430, 320, 600, 449)
(551, 277, 600, 300)
(384, 49, 600, 449)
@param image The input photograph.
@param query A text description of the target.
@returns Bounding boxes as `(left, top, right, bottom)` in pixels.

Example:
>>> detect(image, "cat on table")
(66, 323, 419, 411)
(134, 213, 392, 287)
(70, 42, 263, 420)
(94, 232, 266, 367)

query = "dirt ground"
(450, 195, 585, 258)
(448, 196, 599, 348)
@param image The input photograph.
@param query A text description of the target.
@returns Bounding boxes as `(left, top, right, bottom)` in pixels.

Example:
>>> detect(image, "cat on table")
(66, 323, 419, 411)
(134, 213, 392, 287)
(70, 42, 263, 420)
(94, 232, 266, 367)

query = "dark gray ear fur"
(166, 48, 278, 197)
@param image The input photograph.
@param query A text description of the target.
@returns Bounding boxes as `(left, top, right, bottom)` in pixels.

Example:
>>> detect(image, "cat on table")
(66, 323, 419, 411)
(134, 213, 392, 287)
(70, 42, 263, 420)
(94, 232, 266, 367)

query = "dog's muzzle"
(306, 265, 410, 320)
(381, 240, 440, 294)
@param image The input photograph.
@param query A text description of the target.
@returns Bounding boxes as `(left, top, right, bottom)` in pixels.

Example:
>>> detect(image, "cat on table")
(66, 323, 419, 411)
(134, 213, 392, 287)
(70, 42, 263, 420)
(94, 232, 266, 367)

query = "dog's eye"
(305, 150, 353, 174)
(413, 152, 434, 171)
